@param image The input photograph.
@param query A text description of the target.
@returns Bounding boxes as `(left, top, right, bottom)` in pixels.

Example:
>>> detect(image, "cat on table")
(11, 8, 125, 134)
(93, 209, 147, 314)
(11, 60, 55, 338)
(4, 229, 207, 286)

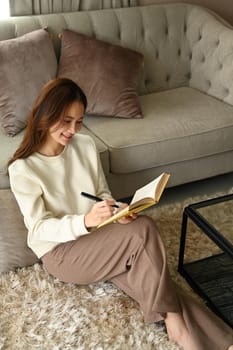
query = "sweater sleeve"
(9, 162, 89, 244)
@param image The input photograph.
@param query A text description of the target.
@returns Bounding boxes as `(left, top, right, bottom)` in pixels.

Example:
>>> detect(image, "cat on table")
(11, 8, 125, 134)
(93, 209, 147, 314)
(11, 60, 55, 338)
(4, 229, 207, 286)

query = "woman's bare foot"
(165, 312, 197, 350)
(228, 346, 233, 350)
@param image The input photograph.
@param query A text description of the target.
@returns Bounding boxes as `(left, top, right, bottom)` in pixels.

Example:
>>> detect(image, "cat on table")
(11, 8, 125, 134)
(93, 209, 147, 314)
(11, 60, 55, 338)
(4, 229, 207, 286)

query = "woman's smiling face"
(47, 100, 85, 150)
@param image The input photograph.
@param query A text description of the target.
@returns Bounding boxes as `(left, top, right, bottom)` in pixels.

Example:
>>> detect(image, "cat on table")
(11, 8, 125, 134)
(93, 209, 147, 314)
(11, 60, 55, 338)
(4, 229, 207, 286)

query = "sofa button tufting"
(219, 63, 223, 70)
(177, 48, 181, 56)
(189, 52, 192, 60)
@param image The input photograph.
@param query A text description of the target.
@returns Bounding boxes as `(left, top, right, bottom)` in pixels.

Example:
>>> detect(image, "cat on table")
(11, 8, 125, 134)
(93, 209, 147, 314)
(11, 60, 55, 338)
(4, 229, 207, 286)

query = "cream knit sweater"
(9, 134, 112, 258)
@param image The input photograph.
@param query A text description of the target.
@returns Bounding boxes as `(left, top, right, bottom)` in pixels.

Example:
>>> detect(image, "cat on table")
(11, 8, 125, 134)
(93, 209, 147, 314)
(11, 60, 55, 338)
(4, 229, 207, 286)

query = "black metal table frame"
(178, 193, 233, 327)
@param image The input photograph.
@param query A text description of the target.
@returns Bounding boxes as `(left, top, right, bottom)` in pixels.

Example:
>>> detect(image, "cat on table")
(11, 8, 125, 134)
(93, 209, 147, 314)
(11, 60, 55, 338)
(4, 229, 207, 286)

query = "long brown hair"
(8, 78, 87, 167)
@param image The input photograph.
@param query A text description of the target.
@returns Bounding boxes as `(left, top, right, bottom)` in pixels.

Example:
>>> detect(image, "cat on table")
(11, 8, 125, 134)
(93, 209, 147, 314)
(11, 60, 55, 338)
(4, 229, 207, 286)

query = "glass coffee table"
(178, 193, 233, 328)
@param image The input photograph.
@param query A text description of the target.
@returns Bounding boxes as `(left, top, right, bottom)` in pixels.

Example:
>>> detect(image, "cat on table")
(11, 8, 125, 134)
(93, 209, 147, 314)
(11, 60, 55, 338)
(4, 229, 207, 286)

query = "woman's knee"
(133, 215, 160, 240)
(136, 215, 156, 226)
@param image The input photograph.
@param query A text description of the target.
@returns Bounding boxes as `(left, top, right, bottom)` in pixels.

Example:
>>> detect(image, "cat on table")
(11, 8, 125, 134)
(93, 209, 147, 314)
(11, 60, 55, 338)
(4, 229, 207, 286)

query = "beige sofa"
(1, 3, 233, 200)
(1, 3, 233, 272)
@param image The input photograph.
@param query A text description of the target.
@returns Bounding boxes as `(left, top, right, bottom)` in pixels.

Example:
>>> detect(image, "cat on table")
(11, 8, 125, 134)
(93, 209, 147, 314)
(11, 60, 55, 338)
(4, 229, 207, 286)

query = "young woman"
(8, 78, 233, 350)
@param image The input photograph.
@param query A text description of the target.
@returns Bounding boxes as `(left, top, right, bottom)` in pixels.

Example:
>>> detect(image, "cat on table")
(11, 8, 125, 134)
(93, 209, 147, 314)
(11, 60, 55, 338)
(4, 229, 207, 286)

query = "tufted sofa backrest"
(1, 3, 233, 104)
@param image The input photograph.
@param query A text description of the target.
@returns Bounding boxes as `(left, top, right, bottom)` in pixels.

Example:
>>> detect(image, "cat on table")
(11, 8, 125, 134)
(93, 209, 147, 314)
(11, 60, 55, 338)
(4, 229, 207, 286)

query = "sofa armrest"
(188, 6, 233, 106)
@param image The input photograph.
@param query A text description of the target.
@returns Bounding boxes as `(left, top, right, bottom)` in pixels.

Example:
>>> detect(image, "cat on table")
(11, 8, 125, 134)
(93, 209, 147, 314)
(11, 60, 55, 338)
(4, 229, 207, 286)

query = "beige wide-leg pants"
(42, 215, 233, 350)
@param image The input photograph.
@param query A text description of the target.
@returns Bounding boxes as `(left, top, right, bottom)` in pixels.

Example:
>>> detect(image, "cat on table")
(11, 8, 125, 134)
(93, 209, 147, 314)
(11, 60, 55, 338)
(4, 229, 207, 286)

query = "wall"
(139, 0, 233, 26)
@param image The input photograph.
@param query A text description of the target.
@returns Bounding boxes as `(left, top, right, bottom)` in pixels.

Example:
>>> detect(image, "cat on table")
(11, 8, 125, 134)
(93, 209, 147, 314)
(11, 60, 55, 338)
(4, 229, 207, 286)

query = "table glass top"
(192, 194, 233, 246)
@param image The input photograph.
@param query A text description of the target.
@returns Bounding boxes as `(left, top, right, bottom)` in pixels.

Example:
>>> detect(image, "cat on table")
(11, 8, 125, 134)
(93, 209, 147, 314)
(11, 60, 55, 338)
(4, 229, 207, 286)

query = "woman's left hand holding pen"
(84, 198, 117, 229)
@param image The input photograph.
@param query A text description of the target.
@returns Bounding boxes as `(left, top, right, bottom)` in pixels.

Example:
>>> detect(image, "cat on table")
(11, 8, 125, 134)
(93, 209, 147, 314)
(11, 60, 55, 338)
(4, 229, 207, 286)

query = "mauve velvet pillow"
(0, 29, 57, 136)
(58, 30, 143, 119)
(0, 190, 39, 273)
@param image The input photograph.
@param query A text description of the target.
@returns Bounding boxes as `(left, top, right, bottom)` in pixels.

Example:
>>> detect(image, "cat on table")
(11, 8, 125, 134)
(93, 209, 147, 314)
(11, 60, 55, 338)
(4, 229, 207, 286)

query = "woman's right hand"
(84, 199, 116, 228)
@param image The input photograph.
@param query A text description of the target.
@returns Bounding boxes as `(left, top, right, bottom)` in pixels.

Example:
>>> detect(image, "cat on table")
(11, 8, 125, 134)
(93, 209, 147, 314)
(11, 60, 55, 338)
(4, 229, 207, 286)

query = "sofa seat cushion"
(83, 87, 233, 174)
(0, 126, 109, 189)
(0, 128, 23, 189)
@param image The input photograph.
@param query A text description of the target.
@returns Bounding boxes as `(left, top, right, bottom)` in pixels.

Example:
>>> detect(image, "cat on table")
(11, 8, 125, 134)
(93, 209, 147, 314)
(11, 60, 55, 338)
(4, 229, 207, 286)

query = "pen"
(80, 192, 119, 208)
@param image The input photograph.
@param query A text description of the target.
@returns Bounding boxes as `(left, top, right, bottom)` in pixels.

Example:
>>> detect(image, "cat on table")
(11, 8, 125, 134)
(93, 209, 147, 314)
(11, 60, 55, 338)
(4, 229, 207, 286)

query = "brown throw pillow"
(0, 29, 57, 136)
(58, 30, 143, 119)
(0, 190, 39, 273)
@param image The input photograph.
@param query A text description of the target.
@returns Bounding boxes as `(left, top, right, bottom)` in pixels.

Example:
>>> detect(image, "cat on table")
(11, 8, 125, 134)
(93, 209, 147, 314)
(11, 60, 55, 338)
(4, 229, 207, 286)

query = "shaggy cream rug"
(0, 191, 231, 350)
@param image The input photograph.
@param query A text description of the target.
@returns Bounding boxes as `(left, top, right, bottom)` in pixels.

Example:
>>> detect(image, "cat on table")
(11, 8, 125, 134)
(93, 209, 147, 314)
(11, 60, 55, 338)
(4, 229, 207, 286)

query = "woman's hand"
(84, 199, 116, 228)
(116, 203, 137, 225)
